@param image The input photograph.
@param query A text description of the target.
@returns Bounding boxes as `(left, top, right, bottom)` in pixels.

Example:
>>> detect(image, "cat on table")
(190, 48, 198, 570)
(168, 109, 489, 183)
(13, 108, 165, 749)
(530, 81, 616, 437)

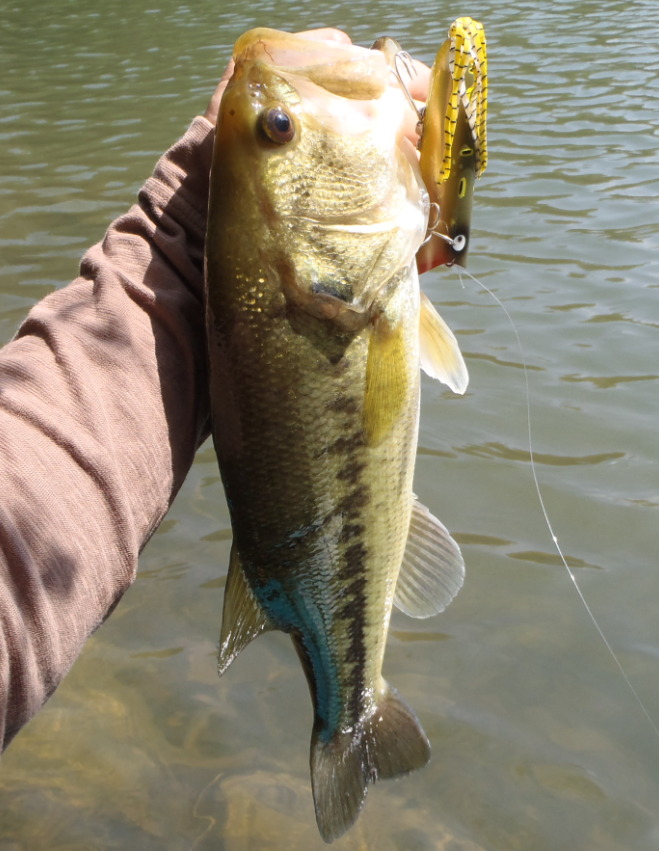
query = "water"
(1, 1, 658, 848)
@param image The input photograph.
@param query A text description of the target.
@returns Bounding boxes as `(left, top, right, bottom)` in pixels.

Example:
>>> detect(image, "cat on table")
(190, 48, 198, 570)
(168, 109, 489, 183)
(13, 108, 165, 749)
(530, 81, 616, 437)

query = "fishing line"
(188, 771, 223, 851)
(457, 266, 659, 742)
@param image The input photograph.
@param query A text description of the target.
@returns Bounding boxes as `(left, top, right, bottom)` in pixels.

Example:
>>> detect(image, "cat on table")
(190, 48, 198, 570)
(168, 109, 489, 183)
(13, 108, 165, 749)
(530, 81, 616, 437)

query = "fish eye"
(460, 146, 474, 157)
(260, 107, 295, 145)
(458, 177, 467, 198)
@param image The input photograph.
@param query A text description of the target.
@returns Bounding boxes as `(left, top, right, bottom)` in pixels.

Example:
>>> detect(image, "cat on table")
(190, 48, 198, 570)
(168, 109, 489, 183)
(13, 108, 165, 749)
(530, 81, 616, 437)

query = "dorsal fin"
(419, 291, 468, 394)
(218, 544, 274, 675)
(394, 498, 465, 618)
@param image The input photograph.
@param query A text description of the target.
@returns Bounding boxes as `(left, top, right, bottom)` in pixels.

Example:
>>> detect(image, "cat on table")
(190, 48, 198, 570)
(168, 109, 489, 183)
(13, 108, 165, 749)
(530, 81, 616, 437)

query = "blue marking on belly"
(255, 578, 343, 742)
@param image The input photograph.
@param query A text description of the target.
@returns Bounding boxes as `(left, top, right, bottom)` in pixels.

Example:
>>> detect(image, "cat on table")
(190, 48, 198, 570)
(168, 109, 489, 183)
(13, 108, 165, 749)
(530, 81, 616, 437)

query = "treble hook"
(427, 201, 441, 232)
(394, 50, 415, 80)
(392, 50, 424, 123)
(421, 203, 466, 253)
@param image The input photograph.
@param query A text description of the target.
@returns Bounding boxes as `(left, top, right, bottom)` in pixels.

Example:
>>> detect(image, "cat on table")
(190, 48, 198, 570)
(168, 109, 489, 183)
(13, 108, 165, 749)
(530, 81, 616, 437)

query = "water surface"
(1, 1, 658, 849)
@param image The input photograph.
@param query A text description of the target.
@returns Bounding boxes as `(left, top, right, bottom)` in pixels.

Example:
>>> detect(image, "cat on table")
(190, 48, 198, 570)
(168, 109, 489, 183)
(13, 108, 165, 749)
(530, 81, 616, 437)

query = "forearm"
(0, 115, 214, 749)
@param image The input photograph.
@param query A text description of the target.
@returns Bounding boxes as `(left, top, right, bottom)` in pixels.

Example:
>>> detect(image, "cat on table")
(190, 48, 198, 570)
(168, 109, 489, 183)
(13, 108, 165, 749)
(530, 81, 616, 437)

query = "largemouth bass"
(205, 28, 467, 843)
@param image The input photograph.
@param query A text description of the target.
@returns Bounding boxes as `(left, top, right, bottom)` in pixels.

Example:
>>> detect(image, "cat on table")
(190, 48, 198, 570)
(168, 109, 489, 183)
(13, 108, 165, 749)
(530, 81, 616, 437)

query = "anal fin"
(394, 498, 465, 618)
(419, 291, 469, 394)
(218, 544, 274, 676)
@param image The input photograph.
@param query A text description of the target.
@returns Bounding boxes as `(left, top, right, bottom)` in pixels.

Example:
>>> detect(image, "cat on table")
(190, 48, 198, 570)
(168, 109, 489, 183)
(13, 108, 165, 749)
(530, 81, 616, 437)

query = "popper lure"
(416, 16, 488, 272)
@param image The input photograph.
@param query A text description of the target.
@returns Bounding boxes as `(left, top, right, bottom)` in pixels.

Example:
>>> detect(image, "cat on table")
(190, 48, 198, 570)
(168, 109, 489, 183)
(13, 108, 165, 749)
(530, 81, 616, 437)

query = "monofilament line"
(459, 267, 659, 742)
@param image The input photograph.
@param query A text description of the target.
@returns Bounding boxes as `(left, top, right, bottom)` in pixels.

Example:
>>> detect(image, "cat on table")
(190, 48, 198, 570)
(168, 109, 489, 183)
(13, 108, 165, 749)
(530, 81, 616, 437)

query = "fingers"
(405, 60, 431, 103)
(203, 61, 233, 125)
(402, 105, 423, 150)
(398, 59, 431, 151)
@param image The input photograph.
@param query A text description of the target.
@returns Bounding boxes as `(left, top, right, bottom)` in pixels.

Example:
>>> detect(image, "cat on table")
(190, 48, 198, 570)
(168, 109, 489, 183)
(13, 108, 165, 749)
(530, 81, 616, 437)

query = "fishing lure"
(415, 16, 488, 272)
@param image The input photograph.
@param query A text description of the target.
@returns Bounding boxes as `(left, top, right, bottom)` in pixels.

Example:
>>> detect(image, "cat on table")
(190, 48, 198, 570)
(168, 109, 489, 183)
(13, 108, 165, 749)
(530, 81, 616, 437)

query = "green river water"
(1, 1, 658, 849)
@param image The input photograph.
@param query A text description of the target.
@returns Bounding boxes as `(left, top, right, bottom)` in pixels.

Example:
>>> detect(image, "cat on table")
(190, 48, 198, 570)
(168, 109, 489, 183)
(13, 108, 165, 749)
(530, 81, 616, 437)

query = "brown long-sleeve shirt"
(0, 115, 215, 750)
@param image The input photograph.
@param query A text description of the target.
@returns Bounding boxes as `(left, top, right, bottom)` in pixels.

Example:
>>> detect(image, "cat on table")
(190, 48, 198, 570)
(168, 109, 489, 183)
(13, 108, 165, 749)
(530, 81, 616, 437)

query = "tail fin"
(310, 682, 430, 843)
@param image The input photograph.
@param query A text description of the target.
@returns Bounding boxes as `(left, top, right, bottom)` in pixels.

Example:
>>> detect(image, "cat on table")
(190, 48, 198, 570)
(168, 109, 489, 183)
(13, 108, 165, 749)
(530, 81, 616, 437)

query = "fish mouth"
(233, 28, 391, 101)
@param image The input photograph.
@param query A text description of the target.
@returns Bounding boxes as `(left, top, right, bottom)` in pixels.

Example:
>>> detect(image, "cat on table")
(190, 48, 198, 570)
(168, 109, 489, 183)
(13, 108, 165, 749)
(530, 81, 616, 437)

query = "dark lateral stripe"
(339, 523, 365, 543)
(337, 486, 370, 518)
(328, 394, 360, 415)
(337, 460, 367, 484)
(338, 595, 362, 621)
(338, 532, 369, 725)
(338, 542, 367, 581)
(345, 576, 368, 599)
(327, 432, 365, 455)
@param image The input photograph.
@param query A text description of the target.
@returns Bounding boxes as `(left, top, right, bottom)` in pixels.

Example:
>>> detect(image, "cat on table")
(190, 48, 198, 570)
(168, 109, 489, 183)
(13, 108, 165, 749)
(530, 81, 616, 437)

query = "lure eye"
(260, 107, 295, 145)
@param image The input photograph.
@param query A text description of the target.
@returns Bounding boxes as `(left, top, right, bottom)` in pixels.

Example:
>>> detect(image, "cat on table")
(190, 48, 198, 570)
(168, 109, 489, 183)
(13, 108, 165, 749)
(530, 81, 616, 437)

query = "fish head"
(211, 29, 429, 330)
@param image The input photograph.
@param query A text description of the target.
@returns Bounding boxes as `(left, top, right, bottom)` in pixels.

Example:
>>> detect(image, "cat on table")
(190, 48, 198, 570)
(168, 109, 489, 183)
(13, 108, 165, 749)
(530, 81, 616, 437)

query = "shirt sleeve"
(0, 114, 216, 750)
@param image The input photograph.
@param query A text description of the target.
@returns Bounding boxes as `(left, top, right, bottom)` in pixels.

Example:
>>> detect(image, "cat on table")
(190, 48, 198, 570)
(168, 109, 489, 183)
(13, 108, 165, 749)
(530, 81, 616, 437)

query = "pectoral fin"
(363, 315, 409, 446)
(419, 291, 468, 394)
(394, 498, 465, 618)
(218, 544, 274, 675)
